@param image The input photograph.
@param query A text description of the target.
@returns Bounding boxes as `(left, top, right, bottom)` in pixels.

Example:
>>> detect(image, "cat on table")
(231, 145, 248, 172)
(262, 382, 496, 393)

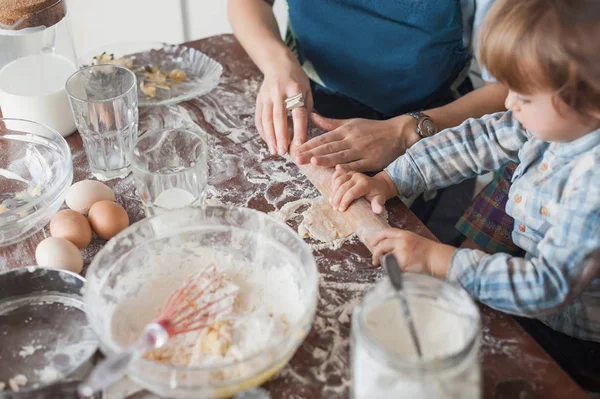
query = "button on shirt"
(385, 111, 600, 341)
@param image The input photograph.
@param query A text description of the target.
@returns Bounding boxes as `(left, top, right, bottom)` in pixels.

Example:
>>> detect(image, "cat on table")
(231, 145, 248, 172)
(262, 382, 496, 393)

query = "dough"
(298, 197, 353, 243)
(271, 196, 388, 250)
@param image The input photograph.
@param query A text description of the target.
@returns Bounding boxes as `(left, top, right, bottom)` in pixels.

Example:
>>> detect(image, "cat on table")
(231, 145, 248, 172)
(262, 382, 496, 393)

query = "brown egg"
(88, 200, 129, 240)
(50, 209, 93, 248)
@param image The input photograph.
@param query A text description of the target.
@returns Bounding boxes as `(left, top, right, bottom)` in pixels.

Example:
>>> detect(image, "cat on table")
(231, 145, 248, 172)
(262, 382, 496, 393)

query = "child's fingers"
(331, 167, 344, 181)
(371, 238, 396, 265)
(370, 228, 404, 247)
(339, 184, 366, 211)
(331, 179, 356, 210)
(330, 173, 352, 200)
(371, 195, 385, 214)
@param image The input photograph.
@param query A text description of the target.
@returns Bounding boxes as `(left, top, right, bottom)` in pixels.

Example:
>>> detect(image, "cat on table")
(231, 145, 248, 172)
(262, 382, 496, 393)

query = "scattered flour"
(35, 366, 61, 384)
(7, 374, 27, 392)
(18, 344, 43, 358)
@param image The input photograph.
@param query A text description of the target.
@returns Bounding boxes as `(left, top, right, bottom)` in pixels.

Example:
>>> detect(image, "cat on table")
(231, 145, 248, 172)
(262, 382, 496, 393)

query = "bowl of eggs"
(0, 118, 73, 246)
(35, 179, 130, 274)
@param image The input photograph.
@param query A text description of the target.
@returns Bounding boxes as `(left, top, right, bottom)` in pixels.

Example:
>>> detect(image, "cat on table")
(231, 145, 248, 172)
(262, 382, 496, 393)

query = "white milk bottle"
(0, 0, 77, 137)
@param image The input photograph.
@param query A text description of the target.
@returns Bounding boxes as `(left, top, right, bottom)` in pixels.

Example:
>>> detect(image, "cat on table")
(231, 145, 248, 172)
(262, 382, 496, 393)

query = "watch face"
(422, 119, 436, 137)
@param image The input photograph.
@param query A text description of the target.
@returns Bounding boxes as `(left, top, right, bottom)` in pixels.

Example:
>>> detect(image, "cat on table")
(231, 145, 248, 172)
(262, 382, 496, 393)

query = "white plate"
(79, 42, 223, 107)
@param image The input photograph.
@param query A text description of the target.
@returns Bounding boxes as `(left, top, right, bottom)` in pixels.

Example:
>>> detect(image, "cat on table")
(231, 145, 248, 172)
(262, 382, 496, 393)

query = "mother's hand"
(255, 56, 313, 155)
(295, 113, 421, 172)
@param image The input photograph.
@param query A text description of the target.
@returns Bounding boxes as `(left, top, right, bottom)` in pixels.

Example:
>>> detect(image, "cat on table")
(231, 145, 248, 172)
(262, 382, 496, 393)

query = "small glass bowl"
(0, 118, 73, 246)
(84, 206, 319, 398)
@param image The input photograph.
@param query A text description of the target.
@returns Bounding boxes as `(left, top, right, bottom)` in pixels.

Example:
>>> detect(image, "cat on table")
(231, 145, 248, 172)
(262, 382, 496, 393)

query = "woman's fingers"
(311, 112, 348, 131)
(296, 129, 345, 164)
(255, 98, 264, 142)
(273, 97, 289, 155)
(262, 101, 276, 155)
(292, 105, 309, 147)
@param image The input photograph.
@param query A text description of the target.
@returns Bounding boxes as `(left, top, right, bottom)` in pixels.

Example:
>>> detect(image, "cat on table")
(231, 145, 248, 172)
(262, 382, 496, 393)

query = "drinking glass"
(130, 127, 208, 216)
(66, 65, 138, 180)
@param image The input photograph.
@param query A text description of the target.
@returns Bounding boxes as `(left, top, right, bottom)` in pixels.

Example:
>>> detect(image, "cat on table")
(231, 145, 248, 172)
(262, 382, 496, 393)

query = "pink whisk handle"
(78, 323, 169, 397)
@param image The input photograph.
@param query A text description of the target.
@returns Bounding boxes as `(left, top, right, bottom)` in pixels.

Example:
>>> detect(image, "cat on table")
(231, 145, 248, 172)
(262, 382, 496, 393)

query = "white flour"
(107, 247, 307, 379)
(352, 297, 481, 399)
(18, 344, 42, 358)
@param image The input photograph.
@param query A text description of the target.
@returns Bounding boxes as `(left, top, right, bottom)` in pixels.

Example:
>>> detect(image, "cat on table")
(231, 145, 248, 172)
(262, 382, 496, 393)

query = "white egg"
(35, 237, 84, 274)
(65, 180, 115, 214)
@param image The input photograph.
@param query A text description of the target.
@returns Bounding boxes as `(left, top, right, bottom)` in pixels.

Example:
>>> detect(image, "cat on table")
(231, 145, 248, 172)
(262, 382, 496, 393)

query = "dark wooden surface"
(0, 35, 589, 399)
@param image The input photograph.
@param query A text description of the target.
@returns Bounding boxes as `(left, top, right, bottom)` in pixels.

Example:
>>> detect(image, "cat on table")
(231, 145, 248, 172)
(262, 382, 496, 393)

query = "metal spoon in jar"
(382, 253, 423, 358)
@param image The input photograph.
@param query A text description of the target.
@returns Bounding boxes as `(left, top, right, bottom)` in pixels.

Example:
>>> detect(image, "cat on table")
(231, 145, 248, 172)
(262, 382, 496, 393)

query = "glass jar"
(351, 274, 481, 399)
(0, 0, 77, 137)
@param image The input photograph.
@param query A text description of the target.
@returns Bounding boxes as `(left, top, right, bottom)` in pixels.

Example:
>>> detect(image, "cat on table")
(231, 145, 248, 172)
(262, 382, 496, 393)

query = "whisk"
(78, 264, 237, 397)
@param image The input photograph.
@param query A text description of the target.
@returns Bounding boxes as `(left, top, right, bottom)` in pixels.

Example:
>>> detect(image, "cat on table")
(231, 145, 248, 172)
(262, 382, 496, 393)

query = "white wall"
(66, 0, 288, 56)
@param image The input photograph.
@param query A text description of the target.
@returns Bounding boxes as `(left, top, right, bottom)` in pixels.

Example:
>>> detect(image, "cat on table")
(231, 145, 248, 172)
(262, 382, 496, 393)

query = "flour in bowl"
(111, 253, 305, 372)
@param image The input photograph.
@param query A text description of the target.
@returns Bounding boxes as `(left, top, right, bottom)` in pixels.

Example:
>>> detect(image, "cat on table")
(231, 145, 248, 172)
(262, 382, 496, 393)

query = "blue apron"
(287, 0, 469, 116)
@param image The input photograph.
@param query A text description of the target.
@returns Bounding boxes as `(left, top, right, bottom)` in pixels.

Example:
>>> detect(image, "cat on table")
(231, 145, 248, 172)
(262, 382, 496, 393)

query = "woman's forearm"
(392, 82, 509, 149)
(426, 82, 508, 131)
(227, 0, 297, 75)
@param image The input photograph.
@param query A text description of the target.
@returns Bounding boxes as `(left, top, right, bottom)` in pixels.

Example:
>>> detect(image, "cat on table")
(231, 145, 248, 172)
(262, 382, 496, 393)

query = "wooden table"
(0, 35, 589, 399)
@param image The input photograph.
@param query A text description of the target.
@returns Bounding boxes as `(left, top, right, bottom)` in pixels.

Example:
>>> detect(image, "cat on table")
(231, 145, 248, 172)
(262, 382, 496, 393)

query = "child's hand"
(330, 166, 397, 213)
(370, 228, 456, 278)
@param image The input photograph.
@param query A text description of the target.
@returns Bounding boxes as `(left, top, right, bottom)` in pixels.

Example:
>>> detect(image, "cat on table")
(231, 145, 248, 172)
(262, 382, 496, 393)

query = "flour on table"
(18, 344, 42, 358)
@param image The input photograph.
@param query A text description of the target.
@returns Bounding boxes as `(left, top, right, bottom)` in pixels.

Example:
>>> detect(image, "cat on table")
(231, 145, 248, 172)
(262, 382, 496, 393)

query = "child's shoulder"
(564, 145, 600, 198)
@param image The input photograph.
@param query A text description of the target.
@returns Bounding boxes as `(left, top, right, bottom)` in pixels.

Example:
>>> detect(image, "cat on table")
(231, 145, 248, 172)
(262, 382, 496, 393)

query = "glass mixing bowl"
(0, 118, 73, 245)
(85, 206, 318, 398)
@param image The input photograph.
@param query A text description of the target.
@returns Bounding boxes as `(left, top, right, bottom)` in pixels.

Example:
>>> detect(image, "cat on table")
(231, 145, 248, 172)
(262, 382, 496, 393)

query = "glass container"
(0, 118, 72, 246)
(84, 206, 319, 398)
(66, 65, 138, 181)
(130, 127, 209, 216)
(351, 274, 481, 399)
(0, 0, 78, 137)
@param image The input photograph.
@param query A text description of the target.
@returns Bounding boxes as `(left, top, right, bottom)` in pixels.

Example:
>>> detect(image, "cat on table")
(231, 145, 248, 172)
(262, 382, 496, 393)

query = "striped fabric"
(385, 111, 600, 342)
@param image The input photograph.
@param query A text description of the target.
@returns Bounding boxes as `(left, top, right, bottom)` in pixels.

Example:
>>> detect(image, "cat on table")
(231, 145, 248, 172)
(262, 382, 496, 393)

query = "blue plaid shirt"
(385, 111, 600, 341)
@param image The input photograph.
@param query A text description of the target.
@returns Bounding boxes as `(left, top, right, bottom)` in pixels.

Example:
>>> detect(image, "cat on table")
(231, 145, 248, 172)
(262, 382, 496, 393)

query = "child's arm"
(448, 169, 600, 316)
(385, 111, 528, 197)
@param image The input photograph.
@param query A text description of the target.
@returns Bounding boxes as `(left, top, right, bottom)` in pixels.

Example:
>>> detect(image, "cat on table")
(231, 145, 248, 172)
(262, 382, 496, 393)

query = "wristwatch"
(407, 111, 438, 139)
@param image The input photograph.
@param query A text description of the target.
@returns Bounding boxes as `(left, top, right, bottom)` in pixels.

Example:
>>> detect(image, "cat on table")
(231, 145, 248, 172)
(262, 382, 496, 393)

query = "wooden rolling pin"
(293, 159, 391, 253)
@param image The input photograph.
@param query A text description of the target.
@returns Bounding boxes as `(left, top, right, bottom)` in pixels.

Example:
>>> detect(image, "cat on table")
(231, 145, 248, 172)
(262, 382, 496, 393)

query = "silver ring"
(285, 93, 305, 111)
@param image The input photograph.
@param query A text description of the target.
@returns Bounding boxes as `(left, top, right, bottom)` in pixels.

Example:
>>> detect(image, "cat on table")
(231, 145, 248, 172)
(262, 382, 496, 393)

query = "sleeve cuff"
(447, 248, 488, 295)
(383, 154, 427, 198)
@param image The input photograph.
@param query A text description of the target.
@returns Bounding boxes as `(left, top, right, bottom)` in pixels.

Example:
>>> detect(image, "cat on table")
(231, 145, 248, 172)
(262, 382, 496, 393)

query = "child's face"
(505, 90, 600, 142)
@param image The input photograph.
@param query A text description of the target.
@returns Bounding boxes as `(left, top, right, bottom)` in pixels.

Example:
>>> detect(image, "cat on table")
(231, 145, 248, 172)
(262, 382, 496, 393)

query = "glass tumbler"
(65, 65, 138, 181)
(130, 127, 208, 216)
